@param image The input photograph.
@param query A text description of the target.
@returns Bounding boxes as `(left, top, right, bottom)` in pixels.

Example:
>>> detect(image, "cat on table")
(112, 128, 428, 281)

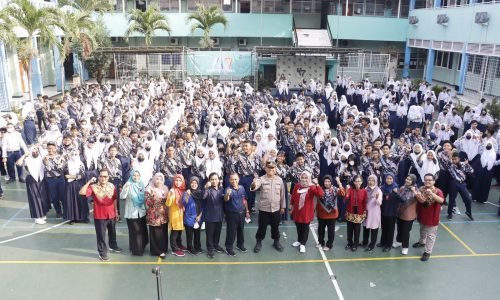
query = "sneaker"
(392, 242, 402, 248)
(56, 213, 62, 220)
(253, 241, 262, 253)
(5, 179, 15, 184)
(251, 207, 257, 214)
(401, 248, 409, 255)
(159, 253, 166, 259)
(117, 217, 123, 223)
(273, 240, 284, 252)
(421, 252, 431, 262)
(412, 242, 425, 248)
(172, 250, 185, 257)
(235, 245, 247, 253)
(292, 241, 301, 247)
(214, 246, 224, 253)
(322, 246, 331, 252)
(447, 214, 453, 220)
(351, 247, 357, 252)
(110, 247, 122, 253)
(299, 245, 306, 253)
(365, 246, 374, 252)
(99, 254, 110, 262)
(465, 211, 474, 221)
(344, 244, 352, 250)
(42, 216, 47, 220)
(382, 247, 391, 252)
(452, 207, 461, 215)
(315, 243, 323, 249)
(34, 218, 46, 225)
(226, 249, 236, 257)
(207, 251, 214, 259)
(18, 178, 25, 183)
(179, 245, 188, 251)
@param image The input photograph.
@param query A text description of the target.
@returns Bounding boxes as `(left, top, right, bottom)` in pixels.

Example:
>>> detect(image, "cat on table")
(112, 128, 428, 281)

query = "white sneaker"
(453, 207, 461, 215)
(392, 242, 402, 248)
(42, 216, 47, 220)
(34, 218, 46, 225)
(315, 243, 322, 249)
(292, 241, 301, 247)
(401, 248, 409, 255)
(299, 245, 306, 253)
(322, 246, 331, 252)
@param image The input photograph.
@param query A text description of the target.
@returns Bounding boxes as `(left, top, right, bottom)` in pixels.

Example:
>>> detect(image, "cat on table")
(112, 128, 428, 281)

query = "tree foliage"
(187, 4, 228, 48)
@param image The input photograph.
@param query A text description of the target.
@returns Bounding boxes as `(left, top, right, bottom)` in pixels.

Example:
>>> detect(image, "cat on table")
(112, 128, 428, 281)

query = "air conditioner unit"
(238, 38, 247, 46)
(408, 16, 419, 25)
(475, 12, 489, 26)
(212, 38, 220, 46)
(170, 37, 178, 45)
(437, 14, 449, 26)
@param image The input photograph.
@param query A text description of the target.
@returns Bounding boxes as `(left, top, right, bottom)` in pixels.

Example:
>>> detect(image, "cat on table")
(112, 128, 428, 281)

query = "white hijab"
(481, 142, 497, 171)
(419, 150, 440, 181)
(205, 149, 223, 178)
(26, 148, 44, 182)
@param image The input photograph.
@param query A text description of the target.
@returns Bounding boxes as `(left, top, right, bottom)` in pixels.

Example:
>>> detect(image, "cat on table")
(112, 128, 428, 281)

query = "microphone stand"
(152, 266, 162, 300)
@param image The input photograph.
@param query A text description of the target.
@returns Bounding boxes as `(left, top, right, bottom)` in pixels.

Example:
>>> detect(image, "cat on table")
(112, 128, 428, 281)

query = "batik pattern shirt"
(98, 157, 122, 179)
(237, 153, 258, 176)
(304, 151, 320, 179)
(175, 147, 192, 169)
(448, 162, 473, 183)
(43, 155, 67, 178)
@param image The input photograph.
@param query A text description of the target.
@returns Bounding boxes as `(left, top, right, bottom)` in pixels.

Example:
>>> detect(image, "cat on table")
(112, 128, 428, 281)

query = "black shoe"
(421, 252, 431, 262)
(226, 249, 236, 257)
(18, 178, 25, 183)
(447, 214, 453, 220)
(236, 245, 247, 253)
(99, 254, 110, 262)
(376, 243, 382, 247)
(5, 179, 15, 184)
(118, 217, 123, 223)
(56, 213, 62, 220)
(351, 247, 358, 252)
(110, 247, 122, 253)
(273, 240, 284, 252)
(344, 244, 352, 251)
(214, 246, 224, 253)
(196, 248, 204, 254)
(207, 251, 214, 259)
(382, 247, 391, 252)
(413, 242, 425, 248)
(365, 246, 374, 252)
(465, 211, 474, 221)
(253, 241, 262, 253)
(361, 242, 368, 248)
(159, 253, 166, 259)
(187, 249, 198, 255)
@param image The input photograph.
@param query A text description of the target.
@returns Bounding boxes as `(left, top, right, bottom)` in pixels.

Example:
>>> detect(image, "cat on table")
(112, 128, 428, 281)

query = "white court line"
(0, 209, 94, 245)
(1, 204, 28, 229)
(309, 224, 345, 300)
(485, 201, 500, 208)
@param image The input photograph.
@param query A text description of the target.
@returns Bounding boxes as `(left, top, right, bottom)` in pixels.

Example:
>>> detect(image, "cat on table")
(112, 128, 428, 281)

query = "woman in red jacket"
(336, 175, 367, 252)
(290, 171, 324, 254)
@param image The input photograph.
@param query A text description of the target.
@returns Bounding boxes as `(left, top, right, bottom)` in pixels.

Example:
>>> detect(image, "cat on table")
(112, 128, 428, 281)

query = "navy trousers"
(240, 175, 255, 210)
(46, 176, 66, 214)
(449, 179, 472, 215)
(6, 150, 23, 180)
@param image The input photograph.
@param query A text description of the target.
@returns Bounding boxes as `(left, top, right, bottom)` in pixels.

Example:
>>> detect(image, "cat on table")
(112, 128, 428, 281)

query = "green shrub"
(485, 98, 500, 120)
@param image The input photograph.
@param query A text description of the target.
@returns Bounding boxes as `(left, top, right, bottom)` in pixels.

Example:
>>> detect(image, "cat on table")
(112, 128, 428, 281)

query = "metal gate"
(337, 53, 390, 84)
(113, 52, 186, 89)
(464, 55, 500, 100)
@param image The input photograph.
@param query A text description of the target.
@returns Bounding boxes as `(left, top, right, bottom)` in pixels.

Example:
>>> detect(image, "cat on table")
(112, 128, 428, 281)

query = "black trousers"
(318, 218, 336, 248)
(396, 218, 414, 248)
(380, 216, 397, 248)
(94, 219, 118, 257)
(36, 110, 47, 131)
(346, 221, 361, 247)
(205, 221, 222, 252)
(185, 226, 202, 252)
(362, 227, 379, 248)
(170, 230, 183, 251)
(295, 222, 310, 245)
(111, 178, 122, 215)
(255, 210, 281, 241)
(225, 211, 245, 250)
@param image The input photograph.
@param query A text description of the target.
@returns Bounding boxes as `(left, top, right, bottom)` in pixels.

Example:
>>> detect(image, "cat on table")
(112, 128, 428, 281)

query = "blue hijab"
(381, 173, 398, 195)
(128, 169, 145, 208)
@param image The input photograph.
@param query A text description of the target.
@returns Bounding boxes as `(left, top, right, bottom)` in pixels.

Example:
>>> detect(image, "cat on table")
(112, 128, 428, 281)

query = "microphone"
(152, 266, 160, 275)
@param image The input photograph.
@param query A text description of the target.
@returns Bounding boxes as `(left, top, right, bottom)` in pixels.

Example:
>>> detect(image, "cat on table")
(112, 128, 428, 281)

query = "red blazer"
(291, 184, 324, 223)
(342, 188, 368, 215)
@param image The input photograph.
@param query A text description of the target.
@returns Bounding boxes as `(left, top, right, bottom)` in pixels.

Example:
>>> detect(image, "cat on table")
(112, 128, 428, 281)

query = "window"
(457, 54, 462, 71)
(434, 51, 454, 69)
(474, 56, 483, 75)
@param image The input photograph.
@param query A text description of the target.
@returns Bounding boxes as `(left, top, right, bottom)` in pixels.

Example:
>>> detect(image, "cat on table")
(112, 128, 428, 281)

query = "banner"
(187, 51, 252, 77)
(277, 56, 326, 89)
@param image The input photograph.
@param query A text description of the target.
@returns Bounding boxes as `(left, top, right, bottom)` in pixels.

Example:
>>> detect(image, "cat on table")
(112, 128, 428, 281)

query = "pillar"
(403, 41, 411, 78)
(6, 46, 23, 97)
(31, 37, 44, 97)
(457, 50, 468, 94)
(425, 49, 435, 83)
(53, 38, 63, 92)
(409, 0, 415, 10)
(0, 42, 11, 111)
(434, 0, 441, 8)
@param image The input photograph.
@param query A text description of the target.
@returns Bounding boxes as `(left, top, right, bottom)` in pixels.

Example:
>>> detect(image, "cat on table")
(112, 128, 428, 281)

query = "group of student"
(1, 74, 498, 262)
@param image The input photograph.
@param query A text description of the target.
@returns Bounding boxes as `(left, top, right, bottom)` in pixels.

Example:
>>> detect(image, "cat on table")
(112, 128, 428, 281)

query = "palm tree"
(187, 4, 228, 48)
(58, 0, 112, 14)
(125, 4, 171, 46)
(2, 0, 63, 101)
(125, 4, 170, 78)
(86, 18, 112, 85)
(58, 9, 98, 92)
